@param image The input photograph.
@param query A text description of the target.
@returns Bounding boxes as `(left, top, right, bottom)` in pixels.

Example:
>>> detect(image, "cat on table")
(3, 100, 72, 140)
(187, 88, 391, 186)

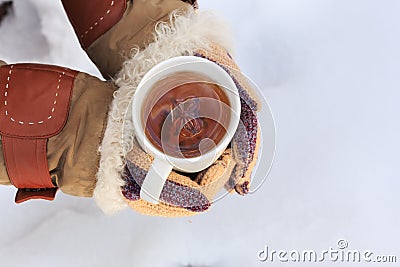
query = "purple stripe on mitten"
(122, 160, 210, 212)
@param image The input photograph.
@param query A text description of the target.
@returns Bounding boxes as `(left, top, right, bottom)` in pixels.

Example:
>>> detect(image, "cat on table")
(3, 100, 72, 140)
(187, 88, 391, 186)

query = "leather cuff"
(0, 64, 78, 203)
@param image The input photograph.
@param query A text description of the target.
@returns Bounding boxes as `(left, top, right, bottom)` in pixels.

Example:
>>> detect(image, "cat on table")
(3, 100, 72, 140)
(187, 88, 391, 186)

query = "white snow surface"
(0, 0, 399, 266)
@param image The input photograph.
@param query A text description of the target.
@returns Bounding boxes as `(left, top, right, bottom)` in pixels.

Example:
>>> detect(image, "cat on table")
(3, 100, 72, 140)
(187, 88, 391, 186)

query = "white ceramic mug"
(131, 56, 241, 204)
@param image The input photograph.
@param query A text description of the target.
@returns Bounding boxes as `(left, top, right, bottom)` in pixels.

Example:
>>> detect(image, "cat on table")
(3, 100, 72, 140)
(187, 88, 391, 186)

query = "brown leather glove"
(0, 61, 115, 203)
(62, 0, 196, 78)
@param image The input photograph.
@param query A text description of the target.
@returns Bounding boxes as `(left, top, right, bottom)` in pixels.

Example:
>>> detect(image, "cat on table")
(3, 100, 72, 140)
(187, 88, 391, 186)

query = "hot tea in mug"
(142, 72, 231, 158)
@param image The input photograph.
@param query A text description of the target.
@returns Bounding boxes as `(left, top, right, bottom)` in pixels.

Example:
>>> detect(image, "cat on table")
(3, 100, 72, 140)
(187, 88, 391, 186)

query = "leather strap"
(2, 138, 54, 189)
(0, 64, 77, 203)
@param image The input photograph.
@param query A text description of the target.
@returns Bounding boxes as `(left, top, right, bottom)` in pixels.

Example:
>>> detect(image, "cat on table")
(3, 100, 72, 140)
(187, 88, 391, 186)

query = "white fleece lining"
(93, 9, 233, 214)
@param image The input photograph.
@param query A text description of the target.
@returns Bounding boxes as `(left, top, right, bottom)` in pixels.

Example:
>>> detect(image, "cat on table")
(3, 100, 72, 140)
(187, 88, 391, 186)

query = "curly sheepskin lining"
(94, 9, 233, 214)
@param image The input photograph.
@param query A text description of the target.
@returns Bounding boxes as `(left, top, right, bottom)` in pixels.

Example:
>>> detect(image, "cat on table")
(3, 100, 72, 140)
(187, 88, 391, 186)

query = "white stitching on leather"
(80, 1, 115, 39)
(4, 65, 65, 126)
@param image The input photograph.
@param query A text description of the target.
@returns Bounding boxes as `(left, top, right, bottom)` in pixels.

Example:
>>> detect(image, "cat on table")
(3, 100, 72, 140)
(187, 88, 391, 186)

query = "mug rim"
(131, 56, 241, 171)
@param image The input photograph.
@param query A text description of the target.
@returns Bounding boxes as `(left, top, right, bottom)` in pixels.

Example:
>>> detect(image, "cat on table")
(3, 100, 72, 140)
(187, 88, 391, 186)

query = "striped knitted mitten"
(120, 43, 260, 217)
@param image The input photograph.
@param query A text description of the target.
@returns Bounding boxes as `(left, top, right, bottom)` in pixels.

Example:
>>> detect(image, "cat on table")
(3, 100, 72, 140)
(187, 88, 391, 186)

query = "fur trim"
(93, 9, 233, 214)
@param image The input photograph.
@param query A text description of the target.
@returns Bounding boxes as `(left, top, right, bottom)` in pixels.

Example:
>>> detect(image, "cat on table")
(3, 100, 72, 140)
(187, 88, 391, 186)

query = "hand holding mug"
(131, 56, 241, 204)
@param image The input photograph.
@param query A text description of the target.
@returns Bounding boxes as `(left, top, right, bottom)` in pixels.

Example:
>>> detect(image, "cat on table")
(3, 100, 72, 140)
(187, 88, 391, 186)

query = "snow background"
(0, 0, 399, 266)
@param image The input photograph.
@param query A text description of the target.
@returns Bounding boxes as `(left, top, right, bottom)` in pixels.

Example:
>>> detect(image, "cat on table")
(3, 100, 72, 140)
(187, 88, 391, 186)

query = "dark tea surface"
(142, 72, 231, 158)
